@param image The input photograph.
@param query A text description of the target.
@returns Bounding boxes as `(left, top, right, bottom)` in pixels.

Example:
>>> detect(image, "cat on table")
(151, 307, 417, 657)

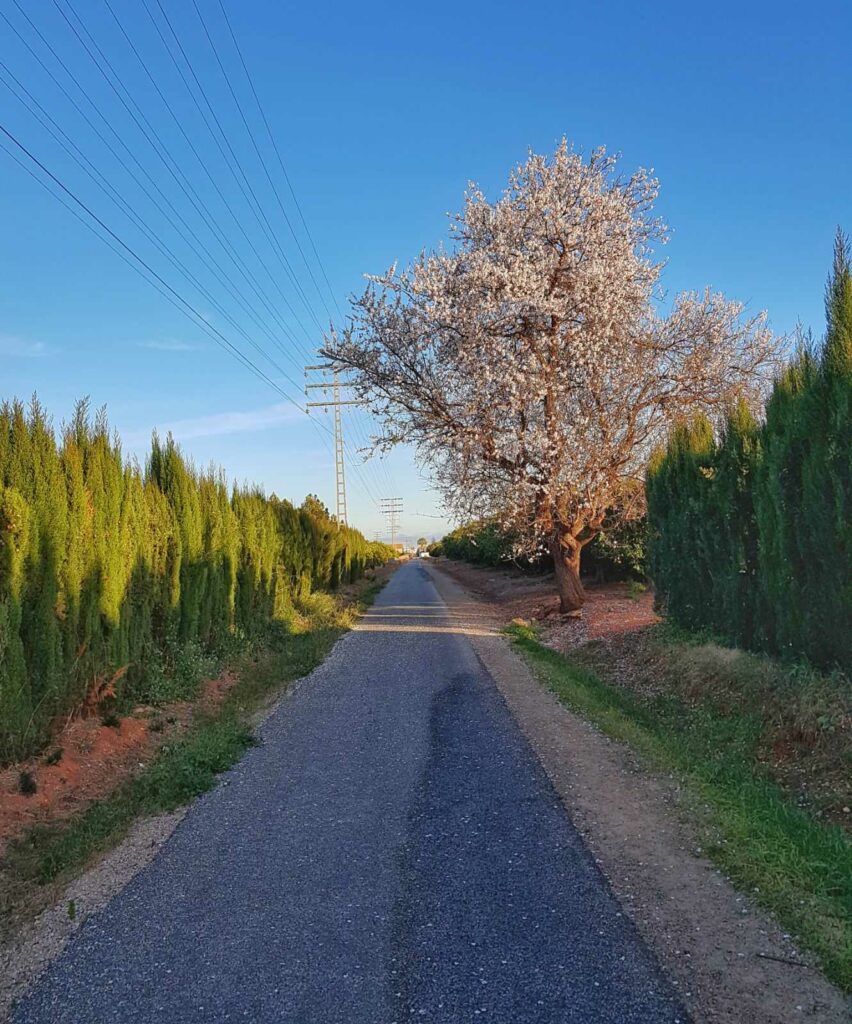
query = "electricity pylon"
(305, 363, 364, 527)
(380, 497, 403, 550)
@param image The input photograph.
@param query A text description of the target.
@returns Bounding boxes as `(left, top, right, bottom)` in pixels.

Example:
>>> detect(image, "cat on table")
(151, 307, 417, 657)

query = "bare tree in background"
(324, 143, 779, 613)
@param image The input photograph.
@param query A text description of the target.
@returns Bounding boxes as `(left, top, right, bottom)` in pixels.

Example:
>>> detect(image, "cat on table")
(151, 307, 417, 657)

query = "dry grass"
(508, 624, 852, 992)
(569, 624, 852, 829)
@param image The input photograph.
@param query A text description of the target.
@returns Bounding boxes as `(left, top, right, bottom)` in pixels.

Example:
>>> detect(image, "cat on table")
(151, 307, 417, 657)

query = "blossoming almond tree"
(323, 143, 780, 613)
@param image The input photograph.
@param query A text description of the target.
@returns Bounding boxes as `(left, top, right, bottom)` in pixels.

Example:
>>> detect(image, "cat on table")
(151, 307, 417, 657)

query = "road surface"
(14, 561, 687, 1023)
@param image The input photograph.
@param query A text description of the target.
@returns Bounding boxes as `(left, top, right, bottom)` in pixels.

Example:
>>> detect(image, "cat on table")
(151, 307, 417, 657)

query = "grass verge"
(505, 624, 852, 993)
(1, 576, 388, 935)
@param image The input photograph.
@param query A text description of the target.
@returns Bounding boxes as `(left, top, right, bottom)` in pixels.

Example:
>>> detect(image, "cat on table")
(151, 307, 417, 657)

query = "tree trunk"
(548, 533, 585, 614)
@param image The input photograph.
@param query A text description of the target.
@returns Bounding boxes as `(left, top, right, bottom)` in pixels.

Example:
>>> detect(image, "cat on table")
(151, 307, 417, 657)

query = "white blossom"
(324, 142, 780, 612)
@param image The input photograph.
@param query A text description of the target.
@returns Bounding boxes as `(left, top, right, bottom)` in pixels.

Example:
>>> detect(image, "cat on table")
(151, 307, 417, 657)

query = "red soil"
(433, 558, 659, 644)
(0, 671, 238, 856)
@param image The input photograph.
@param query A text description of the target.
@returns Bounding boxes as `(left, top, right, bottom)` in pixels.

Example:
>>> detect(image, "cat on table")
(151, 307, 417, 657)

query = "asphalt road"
(14, 561, 687, 1023)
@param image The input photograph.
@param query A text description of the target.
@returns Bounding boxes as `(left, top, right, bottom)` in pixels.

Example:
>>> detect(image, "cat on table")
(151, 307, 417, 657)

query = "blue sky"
(1, 0, 850, 542)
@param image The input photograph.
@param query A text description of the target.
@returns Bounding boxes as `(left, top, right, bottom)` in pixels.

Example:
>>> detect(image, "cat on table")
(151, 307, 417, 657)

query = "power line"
(208, 5, 400, 506)
(190, 0, 333, 324)
(146, 0, 323, 334)
(0, 63, 308, 390)
(95, 0, 312, 354)
(3, 1, 307, 366)
(133, 0, 316, 343)
(0, 121, 382, 513)
(2, 8, 387, 517)
(0, 122, 299, 404)
(51, 0, 314, 351)
(344, 408, 395, 497)
(179, 0, 398, 508)
(215, 0, 344, 321)
(205, 0, 389, 499)
(7, 0, 356, 425)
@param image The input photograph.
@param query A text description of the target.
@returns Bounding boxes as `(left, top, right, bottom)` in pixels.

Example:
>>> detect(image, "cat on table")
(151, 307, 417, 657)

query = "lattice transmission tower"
(380, 497, 403, 550)
(304, 363, 365, 527)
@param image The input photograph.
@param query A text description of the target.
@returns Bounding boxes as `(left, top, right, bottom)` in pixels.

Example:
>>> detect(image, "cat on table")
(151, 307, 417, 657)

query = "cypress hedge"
(647, 231, 852, 672)
(0, 399, 391, 761)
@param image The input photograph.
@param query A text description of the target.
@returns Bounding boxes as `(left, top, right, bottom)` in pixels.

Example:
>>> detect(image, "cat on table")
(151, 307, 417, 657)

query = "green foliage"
(440, 520, 534, 568)
(439, 515, 648, 580)
(648, 231, 852, 673)
(584, 517, 648, 581)
(0, 399, 391, 762)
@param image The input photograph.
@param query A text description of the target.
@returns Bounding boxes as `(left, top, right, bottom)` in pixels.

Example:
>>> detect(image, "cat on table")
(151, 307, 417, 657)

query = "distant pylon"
(380, 497, 403, 549)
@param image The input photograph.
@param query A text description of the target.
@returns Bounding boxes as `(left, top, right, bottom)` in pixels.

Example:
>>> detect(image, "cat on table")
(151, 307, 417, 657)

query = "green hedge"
(439, 520, 521, 567)
(438, 518, 646, 581)
(0, 399, 391, 761)
(647, 234, 852, 672)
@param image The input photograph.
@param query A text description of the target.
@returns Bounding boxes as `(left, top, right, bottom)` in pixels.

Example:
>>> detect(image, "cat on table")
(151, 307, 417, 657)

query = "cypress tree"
(0, 486, 31, 758)
(713, 400, 761, 646)
(753, 348, 816, 656)
(646, 415, 716, 629)
(797, 229, 852, 668)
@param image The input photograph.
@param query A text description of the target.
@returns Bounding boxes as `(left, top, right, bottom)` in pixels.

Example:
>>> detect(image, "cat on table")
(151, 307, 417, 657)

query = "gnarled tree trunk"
(548, 532, 586, 614)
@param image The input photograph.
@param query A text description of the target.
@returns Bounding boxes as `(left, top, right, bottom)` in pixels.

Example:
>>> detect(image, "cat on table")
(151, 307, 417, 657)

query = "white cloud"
(128, 402, 305, 446)
(139, 339, 201, 352)
(0, 334, 51, 357)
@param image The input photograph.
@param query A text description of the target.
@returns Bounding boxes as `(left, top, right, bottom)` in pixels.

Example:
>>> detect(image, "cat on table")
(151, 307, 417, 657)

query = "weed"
(44, 749, 63, 766)
(18, 771, 37, 796)
(100, 711, 121, 730)
(504, 619, 539, 642)
(627, 580, 647, 601)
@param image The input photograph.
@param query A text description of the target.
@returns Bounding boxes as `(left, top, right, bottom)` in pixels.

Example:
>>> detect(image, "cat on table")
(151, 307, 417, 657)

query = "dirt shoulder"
(426, 559, 850, 1024)
(433, 556, 659, 642)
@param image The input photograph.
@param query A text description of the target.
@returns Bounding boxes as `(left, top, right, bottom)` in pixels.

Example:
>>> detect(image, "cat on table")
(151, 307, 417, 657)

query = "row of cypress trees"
(0, 400, 391, 761)
(647, 231, 852, 673)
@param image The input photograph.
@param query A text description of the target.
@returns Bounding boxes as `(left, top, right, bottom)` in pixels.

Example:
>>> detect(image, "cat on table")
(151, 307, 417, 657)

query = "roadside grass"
(505, 623, 852, 993)
(583, 622, 852, 826)
(1, 577, 387, 932)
